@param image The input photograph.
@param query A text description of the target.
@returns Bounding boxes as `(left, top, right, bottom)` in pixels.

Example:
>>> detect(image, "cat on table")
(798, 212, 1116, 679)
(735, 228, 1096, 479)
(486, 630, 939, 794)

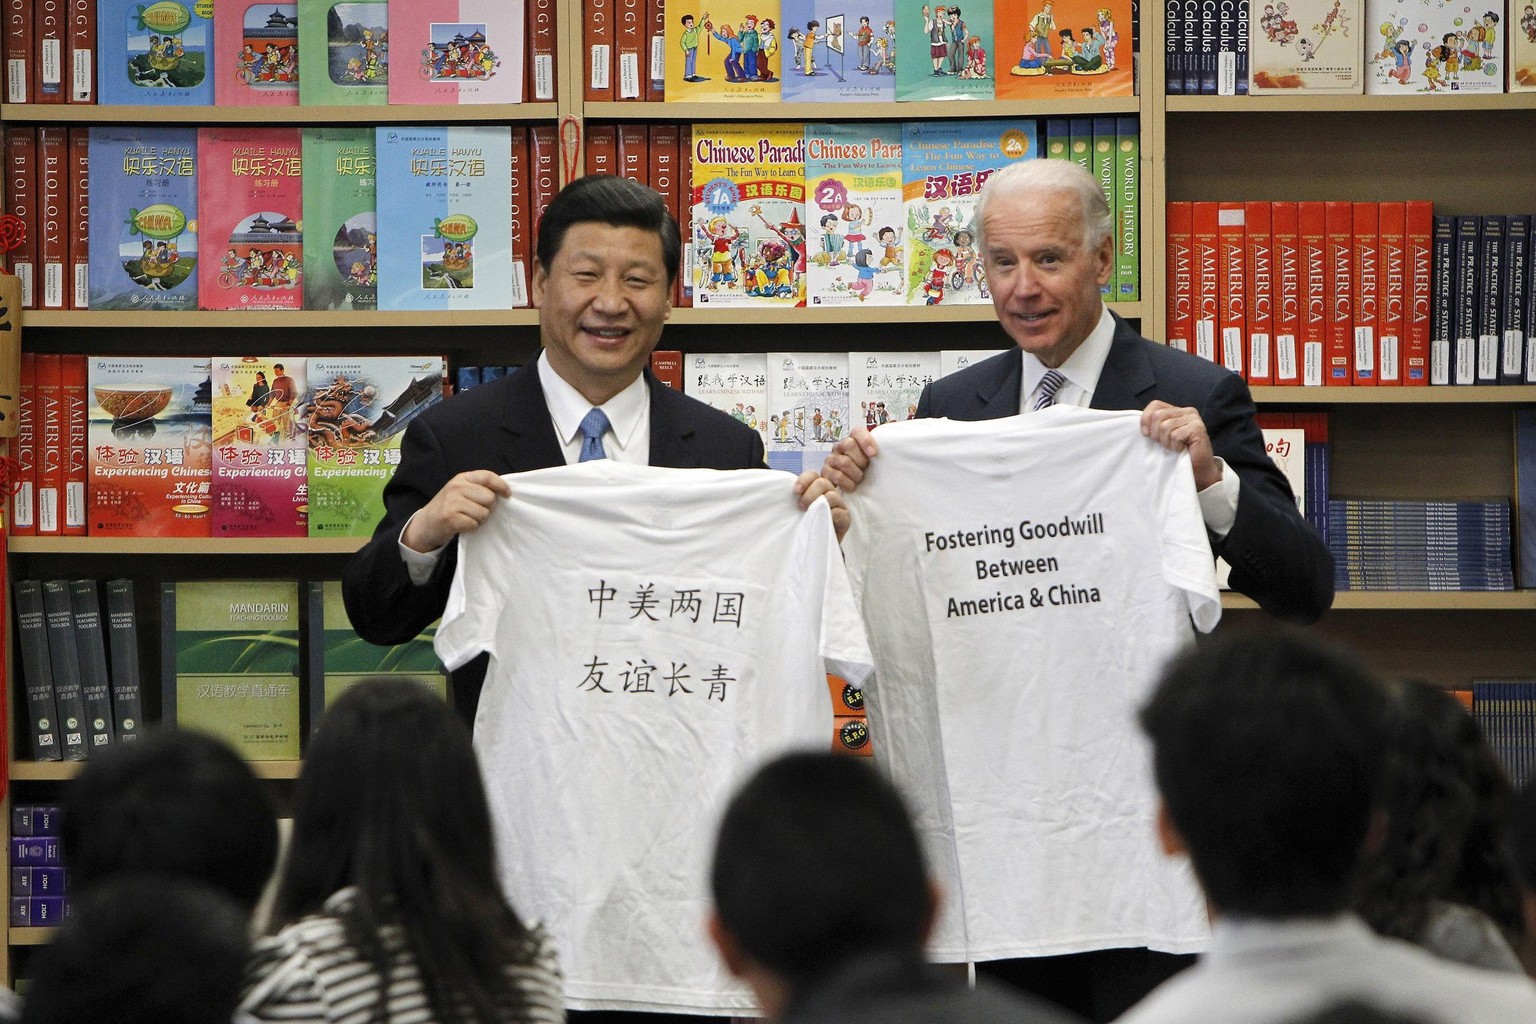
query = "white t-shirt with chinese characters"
(840, 409, 1221, 963)
(436, 461, 873, 1014)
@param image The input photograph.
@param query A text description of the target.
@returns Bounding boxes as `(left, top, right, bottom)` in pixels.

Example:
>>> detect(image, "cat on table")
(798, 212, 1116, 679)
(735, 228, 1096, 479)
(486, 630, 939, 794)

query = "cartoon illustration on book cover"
(997, 0, 1131, 98)
(688, 123, 807, 307)
(849, 352, 939, 427)
(779, 0, 896, 100)
(200, 128, 304, 310)
(683, 352, 771, 450)
(1365, 0, 1503, 93)
(389, 0, 525, 103)
(226, 2, 298, 100)
(893, 0, 993, 99)
(87, 127, 201, 310)
(1516, 1, 1536, 89)
(665, 0, 784, 100)
(211, 357, 308, 537)
(765, 352, 849, 474)
(100, 0, 214, 103)
(302, 128, 378, 310)
(1250, 0, 1361, 91)
(805, 124, 903, 306)
(298, 0, 389, 103)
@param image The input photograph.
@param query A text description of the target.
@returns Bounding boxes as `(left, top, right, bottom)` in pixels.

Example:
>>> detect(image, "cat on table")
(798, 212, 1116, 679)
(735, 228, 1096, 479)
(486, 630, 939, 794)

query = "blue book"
(1477, 215, 1505, 385)
(1502, 215, 1529, 385)
(1164, 0, 1182, 93)
(1453, 215, 1480, 385)
(455, 365, 482, 392)
(87, 126, 200, 311)
(780, 0, 895, 101)
(97, 0, 215, 105)
(1516, 410, 1536, 589)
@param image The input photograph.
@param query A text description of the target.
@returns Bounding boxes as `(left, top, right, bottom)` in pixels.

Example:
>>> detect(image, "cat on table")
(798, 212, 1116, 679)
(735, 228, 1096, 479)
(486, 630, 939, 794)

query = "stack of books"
(1327, 498, 1514, 591)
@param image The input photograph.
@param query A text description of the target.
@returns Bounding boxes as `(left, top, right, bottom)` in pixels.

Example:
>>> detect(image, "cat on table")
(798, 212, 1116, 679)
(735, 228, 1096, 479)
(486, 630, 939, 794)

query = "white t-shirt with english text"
(436, 461, 873, 1014)
(841, 409, 1220, 963)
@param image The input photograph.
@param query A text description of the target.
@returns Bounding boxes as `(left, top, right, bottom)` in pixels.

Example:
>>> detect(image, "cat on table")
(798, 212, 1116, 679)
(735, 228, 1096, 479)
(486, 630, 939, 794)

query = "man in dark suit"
(820, 159, 1333, 1022)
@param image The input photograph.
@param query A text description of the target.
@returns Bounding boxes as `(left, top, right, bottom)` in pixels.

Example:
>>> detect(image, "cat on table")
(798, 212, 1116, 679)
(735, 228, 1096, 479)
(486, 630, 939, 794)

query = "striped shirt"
(239, 889, 565, 1024)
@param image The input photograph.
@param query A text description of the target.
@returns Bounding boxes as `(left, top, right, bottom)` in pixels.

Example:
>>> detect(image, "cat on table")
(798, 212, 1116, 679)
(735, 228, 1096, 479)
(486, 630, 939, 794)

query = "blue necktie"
(578, 407, 611, 462)
(1033, 369, 1066, 411)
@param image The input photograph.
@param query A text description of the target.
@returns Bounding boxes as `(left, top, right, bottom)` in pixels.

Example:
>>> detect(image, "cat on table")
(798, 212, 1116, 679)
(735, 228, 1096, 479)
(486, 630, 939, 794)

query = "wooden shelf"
(1223, 591, 1536, 611)
(8, 759, 303, 781)
(0, 103, 559, 123)
(1250, 385, 1536, 404)
(1167, 94, 1536, 113)
(8, 537, 365, 555)
(20, 309, 541, 328)
(670, 300, 1144, 324)
(584, 98, 1142, 121)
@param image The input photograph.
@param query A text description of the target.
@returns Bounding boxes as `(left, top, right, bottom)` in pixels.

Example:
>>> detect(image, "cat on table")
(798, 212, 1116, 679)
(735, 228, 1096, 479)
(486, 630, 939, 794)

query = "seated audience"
(61, 728, 279, 914)
(1354, 679, 1525, 971)
(240, 677, 565, 1024)
(708, 750, 1085, 1024)
(18, 875, 251, 1024)
(1118, 631, 1536, 1024)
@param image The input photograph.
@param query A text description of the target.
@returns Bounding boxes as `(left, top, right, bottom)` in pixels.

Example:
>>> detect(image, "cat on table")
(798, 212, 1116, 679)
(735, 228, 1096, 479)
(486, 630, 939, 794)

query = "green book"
(161, 580, 302, 759)
(1114, 115, 1140, 302)
(1092, 117, 1117, 298)
(297, 0, 389, 105)
(306, 580, 445, 733)
(301, 128, 378, 311)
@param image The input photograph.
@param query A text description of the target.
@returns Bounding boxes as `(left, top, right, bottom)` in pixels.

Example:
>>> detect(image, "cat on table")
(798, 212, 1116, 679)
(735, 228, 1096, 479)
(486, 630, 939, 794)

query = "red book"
(509, 125, 531, 309)
(12, 351, 36, 536)
(64, 0, 88, 100)
(34, 352, 61, 535)
(1377, 202, 1406, 386)
(1217, 201, 1246, 379)
(585, 0, 614, 101)
(586, 122, 618, 176)
(68, 126, 88, 308)
(1272, 202, 1300, 385)
(1191, 201, 1219, 365)
(645, 0, 664, 100)
(614, 0, 643, 98)
(617, 124, 647, 184)
(1165, 201, 1194, 354)
(4, 0, 29, 102)
(1298, 201, 1327, 387)
(1404, 200, 1433, 386)
(1351, 201, 1379, 386)
(4, 126, 37, 306)
(1324, 200, 1353, 386)
(31, 0, 61, 101)
(1244, 201, 1274, 386)
(649, 123, 681, 302)
(37, 125, 69, 310)
(530, 123, 559, 237)
(650, 350, 682, 389)
(526, 0, 556, 100)
(60, 353, 85, 535)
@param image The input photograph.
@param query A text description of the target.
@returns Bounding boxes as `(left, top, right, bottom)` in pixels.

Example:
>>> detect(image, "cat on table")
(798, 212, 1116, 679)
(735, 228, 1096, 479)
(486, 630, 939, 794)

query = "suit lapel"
(498, 363, 567, 472)
(973, 347, 1023, 419)
(647, 372, 697, 468)
(1089, 313, 1157, 411)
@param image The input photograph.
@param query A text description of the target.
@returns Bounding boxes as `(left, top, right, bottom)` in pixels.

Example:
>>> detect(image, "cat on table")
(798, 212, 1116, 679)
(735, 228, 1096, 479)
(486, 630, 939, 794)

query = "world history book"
(87, 126, 200, 311)
(97, 0, 214, 104)
(302, 127, 378, 310)
(197, 128, 304, 310)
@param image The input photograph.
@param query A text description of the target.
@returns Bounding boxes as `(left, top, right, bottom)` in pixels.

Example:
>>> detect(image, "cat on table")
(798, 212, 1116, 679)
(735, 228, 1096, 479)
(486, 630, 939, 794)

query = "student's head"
(1139, 631, 1392, 919)
(681, 14, 694, 26)
(18, 876, 251, 1024)
(61, 729, 278, 913)
(709, 752, 934, 1003)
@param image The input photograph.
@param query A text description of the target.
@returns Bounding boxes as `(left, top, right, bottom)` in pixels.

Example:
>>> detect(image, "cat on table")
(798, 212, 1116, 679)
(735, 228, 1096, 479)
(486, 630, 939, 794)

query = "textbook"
(387, 0, 524, 104)
(375, 124, 514, 310)
(214, 0, 298, 106)
(848, 351, 938, 429)
(306, 580, 446, 731)
(301, 127, 377, 311)
(97, 0, 214, 104)
(1248, 0, 1360, 92)
(40, 580, 90, 760)
(681, 352, 771, 451)
(105, 579, 146, 742)
(764, 350, 849, 474)
(13, 579, 63, 761)
(997, 0, 1132, 99)
(210, 357, 309, 537)
(161, 579, 302, 759)
(1365, 0, 1504, 94)
(1515, 2, 1536, 90)
(779, 0, 894, 101)
(297, 0, 388, 104)
(664, 0, 784, 101)
(87, 126, 200, 311)
(197, 128, 304, 310)
(894, 0, 993, 99)
(804, 123, 904, 307)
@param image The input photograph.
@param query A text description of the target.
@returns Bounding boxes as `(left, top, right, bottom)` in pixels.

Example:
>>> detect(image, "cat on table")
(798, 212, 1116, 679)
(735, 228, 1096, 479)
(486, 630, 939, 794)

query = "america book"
(682, 351, 771, 451)
(87, 356, 213, 537)
(197, 128, 304, 310)
(214, 0, 298, 106)
(894, 0, 993, 99)
(302, 127, 377, 311)
(306, 580, 446, 731)
(765, 351, 849, 474)
(297, 0, 388, 104)
(375, 125, 514, 310)
(97, 0, 213, 104)
(161, 579, 302, 760)
(1248, 0, 1360, 91)
(211, 357, 308, 537)
(687, 123, 807, 308)
(87, 126, 200, 311)
(305, 355, 445, 537)
(997, 0, 1133, 98)
(804, 123, 904, 307)
(664, 0, 784, 101)
(1365, 0, 1503, 93)
(387, 0, 525, 104)
(779, 0, 894, 101)
(901, 119, 1036, 305)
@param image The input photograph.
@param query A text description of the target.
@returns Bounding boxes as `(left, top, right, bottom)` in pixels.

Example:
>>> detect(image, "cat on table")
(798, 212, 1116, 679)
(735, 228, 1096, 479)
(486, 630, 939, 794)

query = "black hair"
(61, 729, 278, 913)
(271, 678, 539, 1024)
(711, 751, 929, 987)
(1139, 630, 1392, 918)
(535, 173, 681, 283)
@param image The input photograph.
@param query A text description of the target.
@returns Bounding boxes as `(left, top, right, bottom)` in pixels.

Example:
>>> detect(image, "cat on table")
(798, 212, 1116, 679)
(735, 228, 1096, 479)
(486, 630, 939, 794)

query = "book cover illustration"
(901, 119, 1036, 305)
(198, 128, 304, 310)
(1249, 0, 1361, 91)
(302, 127, 377, 311)
(688, 122, 807, 307)
(298, 0, 388, 103)
(765, 351, 849, 474)
(86, 126, 200, 311)
(97, 0, 214, 104)
(779, 0, 895, 100)
(1365, 0, 1503, 93)
(894, 0, 994, 99)
(805, 123, 904, 307)
(215, 0, 298, 105)
(375, 125, 513, 310)
(305, 356, 444, 537)
(682, 351, 771, 450)
(388, 0, 525, 104)
(849, 351, 938, 427)
(211, 357, 308, 537)
(309, 580, 445, 726)
(87, 356, 213, 537)
(163, 579, 301, 760)
(664, 0, 784, 101)
(997, 0, 1132, 97)
(1515, 1, 1535, 89)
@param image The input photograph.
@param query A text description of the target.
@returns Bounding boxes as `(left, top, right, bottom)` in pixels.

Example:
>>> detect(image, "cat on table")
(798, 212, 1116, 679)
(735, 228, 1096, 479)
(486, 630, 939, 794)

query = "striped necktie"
(578, 407, 610, 462)
(1033, 369, 1066, 411)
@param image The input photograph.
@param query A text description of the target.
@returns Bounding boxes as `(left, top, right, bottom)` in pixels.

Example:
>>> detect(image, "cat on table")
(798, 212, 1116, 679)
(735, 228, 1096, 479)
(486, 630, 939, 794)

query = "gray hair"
(973, 158, 1114, 253)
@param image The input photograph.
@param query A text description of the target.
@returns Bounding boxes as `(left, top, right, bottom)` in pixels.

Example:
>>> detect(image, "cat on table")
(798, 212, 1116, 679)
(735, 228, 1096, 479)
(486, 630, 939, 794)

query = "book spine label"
(1505, 215, 1531, 385)
(585, 0, 614, 100)
(40, 579, 88, 759)
(1272, 201, 1300, 384)
(1165, 201, 1194, 353)
(1377, 201, 1406, 385)
(69, 579, 116, 749)
(64, 0, 88, 100)
(68, 126, 88, 308)
(4, 0, 29, 102)
(645, 0, 663, 100)
(1245, 200, 1273, 385)
(1351, 201, 1378, 385)
(678, 123, 691, 307)
(13, 352, 36, 534)
(35, 352, 62, 533)
(508, 125, 531, 308)
(527, 0, 556, 100)
(614, 0, 642, 98)
(61, 353, 86, 533)
(650, 350, 683, 389)
(1217, 202, 1246, 377)
(5, 127, 37, 305)
(13, 579, 62, 760)
(1192, 201, 1219, 363)
(105, 579, 144, 741)
(1216, 0, 1236, 93)
(37, 125, 68, 309)
(1299, 201, 1326, 386)
(1324, 200, 1352, 385)
(32, 0, 61, 101)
